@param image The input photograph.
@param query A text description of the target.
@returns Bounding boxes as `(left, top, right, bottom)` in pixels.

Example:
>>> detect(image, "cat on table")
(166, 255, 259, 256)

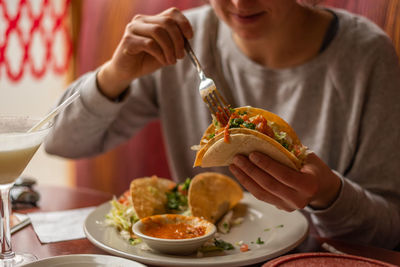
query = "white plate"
(84, 193, 309, 267)
(19, 254, 146, 267)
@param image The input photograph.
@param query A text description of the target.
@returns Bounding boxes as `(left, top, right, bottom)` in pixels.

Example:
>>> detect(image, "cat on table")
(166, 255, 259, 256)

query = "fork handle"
(184, 38, 204, 78)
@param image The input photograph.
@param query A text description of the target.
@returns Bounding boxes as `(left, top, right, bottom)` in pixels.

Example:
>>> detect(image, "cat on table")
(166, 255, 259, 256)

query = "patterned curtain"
(73, 0, 204, 195)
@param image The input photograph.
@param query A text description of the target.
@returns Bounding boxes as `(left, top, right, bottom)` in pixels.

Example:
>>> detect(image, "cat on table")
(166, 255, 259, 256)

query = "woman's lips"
(231, 11, 265, 24)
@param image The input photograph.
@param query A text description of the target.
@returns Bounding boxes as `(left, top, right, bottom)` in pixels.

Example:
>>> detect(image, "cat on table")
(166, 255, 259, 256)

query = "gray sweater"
(45, 6, 400, 248)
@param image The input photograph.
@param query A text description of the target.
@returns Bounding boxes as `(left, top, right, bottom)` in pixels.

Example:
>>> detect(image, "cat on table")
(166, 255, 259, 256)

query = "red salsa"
(141, 215, 206, 239)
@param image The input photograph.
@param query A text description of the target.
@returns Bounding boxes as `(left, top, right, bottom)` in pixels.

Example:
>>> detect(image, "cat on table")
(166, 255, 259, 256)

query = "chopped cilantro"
(229, 107, 236, 114)
(214, 238, 234, 250)
(129, 237, 141, 245)
(256, 237, 264, 244)
(208, 133, 215, 139)
(180, 178, 191, 191)
(199, 239, 234, 253)
(243, 122, 255, 129)
(238, 110, 247, 115)
(166, 179, 191, 211)
(282, 142, 289, 149)
(229, 118, 244, 128)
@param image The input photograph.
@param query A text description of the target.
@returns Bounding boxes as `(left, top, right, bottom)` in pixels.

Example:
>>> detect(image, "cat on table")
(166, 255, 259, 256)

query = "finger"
(128, 18, 176, 64)
(233, 155, 305, 208)
(249, 152, 310, 191)
(229, 164, 296, 212)
(142, 15, 185, 59)
(160, 7, 193, 39)
(122, 34, 167, 65)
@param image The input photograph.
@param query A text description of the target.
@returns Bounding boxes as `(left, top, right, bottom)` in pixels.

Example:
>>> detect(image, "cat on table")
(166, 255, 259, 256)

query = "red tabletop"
(12, 185, 400, 266)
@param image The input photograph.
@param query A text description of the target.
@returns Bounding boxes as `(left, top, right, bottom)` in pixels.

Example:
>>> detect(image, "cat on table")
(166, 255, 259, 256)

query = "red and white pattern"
(0, 0, 72, 82)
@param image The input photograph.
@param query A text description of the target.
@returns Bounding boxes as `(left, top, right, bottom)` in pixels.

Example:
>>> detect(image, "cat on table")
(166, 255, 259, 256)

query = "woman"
(45, 0, 400, 248)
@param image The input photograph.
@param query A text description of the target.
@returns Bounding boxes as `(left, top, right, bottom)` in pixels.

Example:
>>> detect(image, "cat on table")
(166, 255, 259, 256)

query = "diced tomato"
(252, 115, 274, 138)
(118, 190, 131, 206)
(224, 124, 230, 143)
(240, 244, 249, 252)
(178, 185, 188, 196)
(216, 106, 232, 126)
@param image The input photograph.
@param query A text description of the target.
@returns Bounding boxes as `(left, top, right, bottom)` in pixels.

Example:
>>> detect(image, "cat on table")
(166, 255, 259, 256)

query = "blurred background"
(1, 0, 399, 195)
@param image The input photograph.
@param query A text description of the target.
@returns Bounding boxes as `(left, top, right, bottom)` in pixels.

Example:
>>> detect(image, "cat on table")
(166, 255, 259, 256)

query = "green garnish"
(180, 178, 191, 191)
(256, 237, 264, 244)
(166, 179, 191, 211)
(274, 131, 292, 151)
(199, 239, 234, 253)
(214, 239, 234, 250)
(229, 118, 244, 128)
(129, 237, 142, 245)
(243, 122, 255, 129)
(208, 133, 215, 139)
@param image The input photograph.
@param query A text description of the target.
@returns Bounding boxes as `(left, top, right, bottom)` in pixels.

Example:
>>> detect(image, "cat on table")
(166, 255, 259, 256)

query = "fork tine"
(183, 36, 233, 124)
(204, 90, 231, 125)
(204, 95, 218, 116)
(211, 90, 230, 119)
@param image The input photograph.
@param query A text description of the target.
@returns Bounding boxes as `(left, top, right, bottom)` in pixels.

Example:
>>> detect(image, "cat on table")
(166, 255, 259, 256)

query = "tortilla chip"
(188, 172, 243, 223)
(194, 106, 304, 170)
(130, 176, 176, 219)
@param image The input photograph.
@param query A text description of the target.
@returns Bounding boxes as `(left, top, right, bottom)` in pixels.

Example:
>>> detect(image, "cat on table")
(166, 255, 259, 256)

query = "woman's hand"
(97, 7, 193, 99)
(229, 152, 342, 211)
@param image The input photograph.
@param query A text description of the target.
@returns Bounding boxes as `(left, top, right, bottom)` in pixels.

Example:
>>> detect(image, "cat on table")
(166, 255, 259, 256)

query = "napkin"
(28, 206, 95, 243)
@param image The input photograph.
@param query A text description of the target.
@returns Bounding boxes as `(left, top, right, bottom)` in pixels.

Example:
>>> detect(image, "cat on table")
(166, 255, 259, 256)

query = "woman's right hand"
(97, 7, 193, 99)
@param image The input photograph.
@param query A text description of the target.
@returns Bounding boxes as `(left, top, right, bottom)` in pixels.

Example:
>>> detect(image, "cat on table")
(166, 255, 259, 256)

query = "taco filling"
(208, 108, 307, 160)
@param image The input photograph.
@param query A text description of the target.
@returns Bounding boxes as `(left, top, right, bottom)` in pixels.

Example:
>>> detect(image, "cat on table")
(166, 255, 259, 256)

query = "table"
(12, 185, 400, 266)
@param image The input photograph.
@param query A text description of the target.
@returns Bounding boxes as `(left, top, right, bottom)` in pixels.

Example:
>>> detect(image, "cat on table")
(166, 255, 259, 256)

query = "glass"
(0, 116, 52, 266)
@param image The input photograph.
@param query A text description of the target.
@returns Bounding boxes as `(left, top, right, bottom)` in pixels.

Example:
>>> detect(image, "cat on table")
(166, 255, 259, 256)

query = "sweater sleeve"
(44, 70, 159, 158)
(307, 37, 400, 249)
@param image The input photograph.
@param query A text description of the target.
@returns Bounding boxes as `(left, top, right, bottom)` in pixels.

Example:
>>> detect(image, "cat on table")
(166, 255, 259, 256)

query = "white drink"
(0, 118, 48, 185)
(0, 116, 52, 265)
(0, 145, 40, 184)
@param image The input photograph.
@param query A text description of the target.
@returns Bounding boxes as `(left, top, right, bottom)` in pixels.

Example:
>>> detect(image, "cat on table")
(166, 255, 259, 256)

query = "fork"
(184, 38, 231, 125)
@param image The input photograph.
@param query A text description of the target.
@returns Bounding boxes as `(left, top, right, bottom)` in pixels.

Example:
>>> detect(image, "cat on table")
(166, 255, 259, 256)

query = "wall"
(0, 0, 72, 186)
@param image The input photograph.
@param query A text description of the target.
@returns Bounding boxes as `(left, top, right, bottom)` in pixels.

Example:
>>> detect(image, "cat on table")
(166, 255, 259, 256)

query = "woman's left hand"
(229, 152, 342, 211)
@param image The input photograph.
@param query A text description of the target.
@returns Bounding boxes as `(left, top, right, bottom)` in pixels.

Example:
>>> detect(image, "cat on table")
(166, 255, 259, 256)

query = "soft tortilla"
(188, 172, 243, 223)
(130, 176, 176, 219)
(194, 106, 304, 170)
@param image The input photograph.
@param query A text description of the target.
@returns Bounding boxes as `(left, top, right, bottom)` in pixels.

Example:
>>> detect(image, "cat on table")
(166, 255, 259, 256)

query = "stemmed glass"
(0, 116, 53, 266)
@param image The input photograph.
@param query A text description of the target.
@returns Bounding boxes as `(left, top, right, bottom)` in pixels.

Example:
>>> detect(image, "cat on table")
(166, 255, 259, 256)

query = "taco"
(188, 172, 243, 223)
(193, 106, 308, 170)
(130, 176, 176, 219)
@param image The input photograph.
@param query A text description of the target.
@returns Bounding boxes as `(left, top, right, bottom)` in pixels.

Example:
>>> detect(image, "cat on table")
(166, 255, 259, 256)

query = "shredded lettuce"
(105, 197, 139, 232)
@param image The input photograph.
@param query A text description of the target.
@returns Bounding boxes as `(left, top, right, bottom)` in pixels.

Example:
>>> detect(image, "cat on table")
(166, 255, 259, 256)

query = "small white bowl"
(132, 214, 216, 255)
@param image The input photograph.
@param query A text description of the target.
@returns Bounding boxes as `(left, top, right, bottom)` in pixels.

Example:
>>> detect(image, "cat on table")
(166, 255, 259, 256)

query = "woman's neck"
(233, 6, 334, 69)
